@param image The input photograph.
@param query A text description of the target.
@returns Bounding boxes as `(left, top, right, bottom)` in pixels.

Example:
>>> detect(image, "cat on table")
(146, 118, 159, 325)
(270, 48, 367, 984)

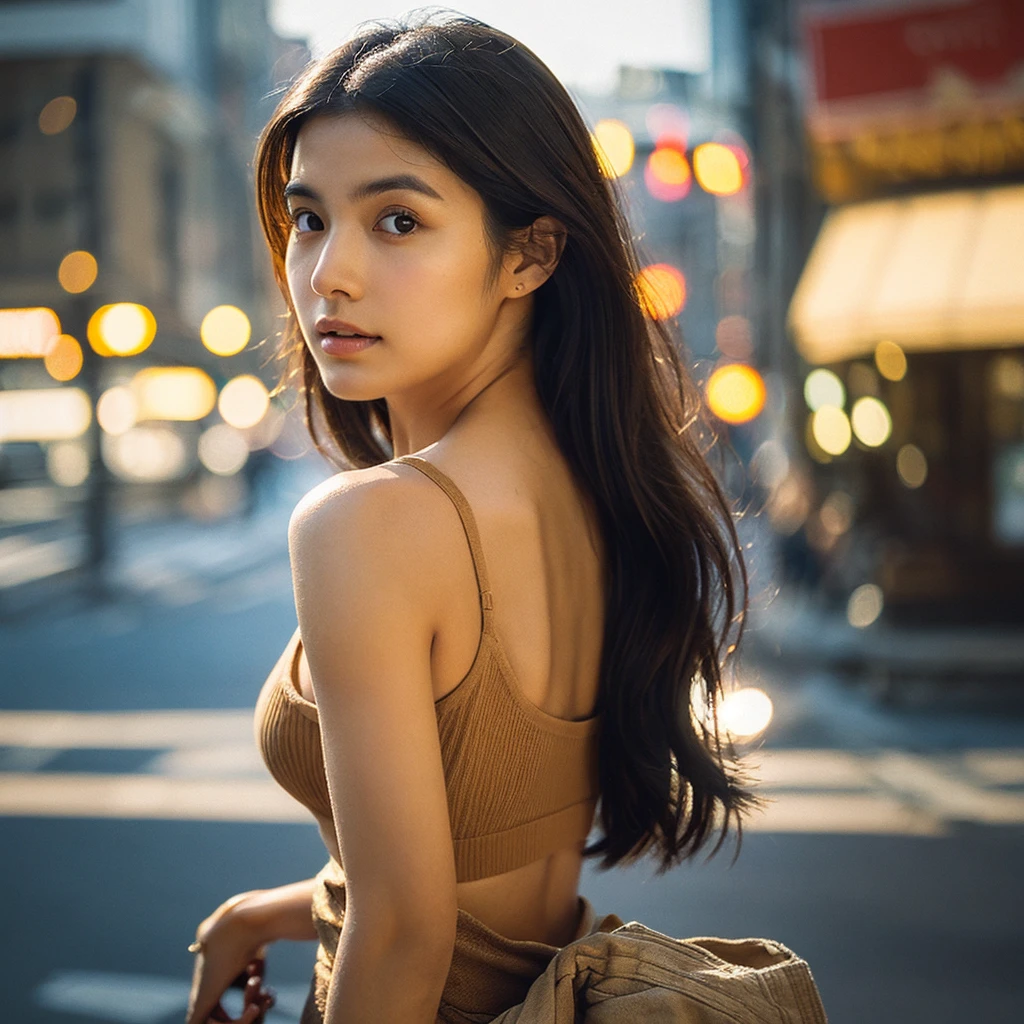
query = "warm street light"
(218, 374, 270, 429)
(58, 251, 98, 294)
(38, 96, 77, 135)
(706, 363, 766, 424)
(592, 119, 634, 178)
(644, 145, 691, 202)
(88, 303, 156, 356)
(0, 307, 61, 357)
(89, 299, 155, 356)
(132, 366, 217, 421)
(804, 368, 845, 411)
(636, 263, 686, 320)
(45, 334, 83, 382)
(201, 305, 251, 356)
(811, 406, 852, 456)
(851, 396, 892, 447)
(0, 388, 91, 442)
(693, 143, 745, 196)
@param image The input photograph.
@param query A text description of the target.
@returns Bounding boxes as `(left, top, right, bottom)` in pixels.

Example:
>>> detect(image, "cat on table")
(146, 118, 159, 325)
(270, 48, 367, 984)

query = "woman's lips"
(319, 332, 380, 356)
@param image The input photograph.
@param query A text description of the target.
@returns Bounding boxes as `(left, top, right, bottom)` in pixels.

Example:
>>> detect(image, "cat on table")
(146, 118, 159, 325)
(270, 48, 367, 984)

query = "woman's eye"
(377, 211, 418, 236)
(293, 210, 324, 233)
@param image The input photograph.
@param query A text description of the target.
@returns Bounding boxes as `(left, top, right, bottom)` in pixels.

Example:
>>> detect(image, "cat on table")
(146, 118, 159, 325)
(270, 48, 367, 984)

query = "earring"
(515, 283, 524, 291)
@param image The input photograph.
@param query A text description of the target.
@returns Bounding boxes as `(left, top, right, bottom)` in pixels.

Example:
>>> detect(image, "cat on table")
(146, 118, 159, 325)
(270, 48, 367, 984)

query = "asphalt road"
(2, 474, 1022, 1023)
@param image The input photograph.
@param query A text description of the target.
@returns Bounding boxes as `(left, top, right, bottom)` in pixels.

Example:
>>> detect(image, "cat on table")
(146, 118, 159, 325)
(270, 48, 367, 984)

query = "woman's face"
(283, 112, 516, 404)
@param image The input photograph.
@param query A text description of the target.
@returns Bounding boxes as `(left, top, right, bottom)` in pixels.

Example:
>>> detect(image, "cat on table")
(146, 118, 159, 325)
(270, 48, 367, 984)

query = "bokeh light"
(693, 143, 744, 196)
(47, 441, 90, 487)
(102, 426, 190, 482)
(218, 374, 270, 429)
(812, 406, 852, 456)
(201, 305, 251, 357)
(847, 584, 884, 628)
(897, 444, 928, 488)
(819, 490, 854, 537)
(0, 307, 61, 357)
(874, 340, 907, 382)
(715, 315, 753, 360)
(198, 424, 250, 476)
(850, 396, 892, 447)
(718, 688, 774, 740)
(0, 388, 91, 442)
(38, 96, 77, 135)
(88, 303, 156, 356)
(96, 385, 139, 436)
(767, 472, 813, 534)
(706, 363, 766, 424)
(592, 119, 634, 178)
(44, 334, 83, 382)
(804, 368, 845, 411)
(644, 145, 691, 201)
(132, 366, 217, 422)
(636, 263, 686, 320)
(58, 251, 98, 294)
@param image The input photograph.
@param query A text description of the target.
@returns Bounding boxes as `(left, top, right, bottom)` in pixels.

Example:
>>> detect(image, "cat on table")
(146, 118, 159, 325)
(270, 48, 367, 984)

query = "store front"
(788, 183, 1024, 623)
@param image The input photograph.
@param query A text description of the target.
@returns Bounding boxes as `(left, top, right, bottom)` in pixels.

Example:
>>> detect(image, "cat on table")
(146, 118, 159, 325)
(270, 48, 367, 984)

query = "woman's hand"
(185, 891, 276, 1024)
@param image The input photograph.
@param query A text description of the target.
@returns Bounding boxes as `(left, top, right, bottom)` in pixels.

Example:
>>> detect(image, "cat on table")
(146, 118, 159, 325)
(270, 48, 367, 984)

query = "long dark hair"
(254, 9, 759, 872)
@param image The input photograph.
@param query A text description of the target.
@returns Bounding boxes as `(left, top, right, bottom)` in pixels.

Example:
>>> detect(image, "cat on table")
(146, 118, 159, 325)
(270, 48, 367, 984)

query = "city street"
(1, 464, 1022, 1023)
(3, 0, 1024, 1021)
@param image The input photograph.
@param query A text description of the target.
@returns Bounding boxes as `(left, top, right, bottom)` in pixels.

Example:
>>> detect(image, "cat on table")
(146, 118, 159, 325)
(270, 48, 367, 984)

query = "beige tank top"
(253, 454, 602, 882)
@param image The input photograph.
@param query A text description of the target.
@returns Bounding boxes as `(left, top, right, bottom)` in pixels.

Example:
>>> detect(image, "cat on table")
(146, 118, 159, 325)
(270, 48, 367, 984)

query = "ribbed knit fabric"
(253, 454, 602, 882)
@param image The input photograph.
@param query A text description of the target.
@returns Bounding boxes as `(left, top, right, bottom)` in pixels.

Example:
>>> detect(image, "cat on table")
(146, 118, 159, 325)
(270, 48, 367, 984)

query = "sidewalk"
(0, 457, 329, 622)
(745, 587, 1024, 696)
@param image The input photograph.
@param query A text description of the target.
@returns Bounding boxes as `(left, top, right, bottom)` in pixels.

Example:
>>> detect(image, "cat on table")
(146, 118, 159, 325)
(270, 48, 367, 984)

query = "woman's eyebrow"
(283, 174, 444, 204)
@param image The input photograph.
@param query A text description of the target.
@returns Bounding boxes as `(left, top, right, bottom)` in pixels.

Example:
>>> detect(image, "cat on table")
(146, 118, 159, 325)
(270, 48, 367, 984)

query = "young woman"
(184, 11, 785, 1024)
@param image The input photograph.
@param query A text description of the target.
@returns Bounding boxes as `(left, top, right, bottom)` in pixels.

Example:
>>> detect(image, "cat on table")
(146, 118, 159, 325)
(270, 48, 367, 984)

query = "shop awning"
(788, 183, 1024, 364)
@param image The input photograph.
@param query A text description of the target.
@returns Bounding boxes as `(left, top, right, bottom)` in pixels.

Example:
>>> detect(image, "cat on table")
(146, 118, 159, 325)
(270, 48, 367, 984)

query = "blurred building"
(575, 62, 762, 498)
(714, 0, 1024, 629)
(0, 0, 308, 577)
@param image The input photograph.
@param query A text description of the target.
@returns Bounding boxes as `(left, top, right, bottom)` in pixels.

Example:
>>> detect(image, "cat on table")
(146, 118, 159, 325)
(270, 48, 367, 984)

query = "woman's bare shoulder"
(286, 458, 481, 615)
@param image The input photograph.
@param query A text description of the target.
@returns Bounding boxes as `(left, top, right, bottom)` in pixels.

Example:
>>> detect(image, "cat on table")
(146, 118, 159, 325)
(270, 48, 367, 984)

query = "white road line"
(962, 749, 1024, 786)
(0, 535, 79, 587)
(752, 749, 875, 789)
(0, 773, 312, 822)
(1, 711, 1022, 833)
(745, 793, 945, 836)
(0, 710, 255, 748)
(870, 751, 1024, 826)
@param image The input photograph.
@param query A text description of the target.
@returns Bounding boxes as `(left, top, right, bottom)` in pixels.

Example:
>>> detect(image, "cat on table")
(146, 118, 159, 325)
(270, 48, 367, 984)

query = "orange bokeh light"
(644, 145, 691, 202)
(693, 143, 745, 196)
(706, 363, 766, 424)
(636, 264, 687, 320)
(45, 334, 84, 382)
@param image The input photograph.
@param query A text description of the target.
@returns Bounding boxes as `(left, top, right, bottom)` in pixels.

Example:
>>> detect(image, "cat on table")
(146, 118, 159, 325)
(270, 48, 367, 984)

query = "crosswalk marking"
(0, 773, 312, 822)
(1, 709, 1022, 833)
(0, 709, 254, 748)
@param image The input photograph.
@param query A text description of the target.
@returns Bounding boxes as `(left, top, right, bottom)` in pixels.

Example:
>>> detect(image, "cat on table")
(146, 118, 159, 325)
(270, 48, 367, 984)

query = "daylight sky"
(270, 0, 710, 95)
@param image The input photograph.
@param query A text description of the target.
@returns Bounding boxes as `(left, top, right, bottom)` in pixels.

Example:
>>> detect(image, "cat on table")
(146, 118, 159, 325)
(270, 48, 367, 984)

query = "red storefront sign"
(803, 0, 1024, 139)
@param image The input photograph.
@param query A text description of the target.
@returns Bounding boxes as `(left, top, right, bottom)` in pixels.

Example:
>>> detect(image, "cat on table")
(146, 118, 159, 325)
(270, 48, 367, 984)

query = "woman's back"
(289, 382, 608, 946)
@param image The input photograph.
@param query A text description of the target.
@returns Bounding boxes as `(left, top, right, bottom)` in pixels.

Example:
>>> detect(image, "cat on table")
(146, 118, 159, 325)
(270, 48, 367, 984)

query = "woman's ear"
(507, 215, 567, 296)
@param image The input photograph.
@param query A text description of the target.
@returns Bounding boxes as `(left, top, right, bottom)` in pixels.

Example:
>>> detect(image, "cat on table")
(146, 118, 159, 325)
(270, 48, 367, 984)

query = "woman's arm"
(289, 470, 460, 1024)
(233, 878, 318, 944)
(186, 879, 318, 1024)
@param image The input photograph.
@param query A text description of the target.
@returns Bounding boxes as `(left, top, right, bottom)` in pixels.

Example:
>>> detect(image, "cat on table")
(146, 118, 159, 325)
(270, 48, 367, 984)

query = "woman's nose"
(309, 228, 364, 300)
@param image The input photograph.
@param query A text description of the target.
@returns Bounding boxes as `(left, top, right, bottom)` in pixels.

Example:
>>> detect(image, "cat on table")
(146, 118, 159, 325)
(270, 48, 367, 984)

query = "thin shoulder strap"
(393, 455, 495, 625)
